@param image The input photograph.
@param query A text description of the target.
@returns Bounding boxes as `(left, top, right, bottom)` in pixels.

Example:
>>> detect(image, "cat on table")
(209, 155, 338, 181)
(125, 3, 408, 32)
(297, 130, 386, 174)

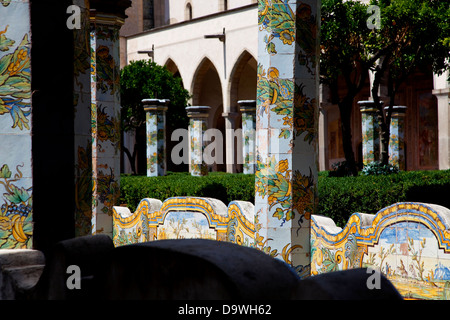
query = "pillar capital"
(90, 0, 131, 23)
(238, 100, 257, 113)
(358, 100, 384, 113)
(186, 106, 210, 119)
(142, 99, 169, 113)
(385, 105, 407, 116)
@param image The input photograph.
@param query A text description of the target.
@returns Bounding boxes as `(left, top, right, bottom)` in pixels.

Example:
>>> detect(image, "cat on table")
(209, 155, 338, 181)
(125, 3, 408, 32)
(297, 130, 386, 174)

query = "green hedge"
(318, 170, 450, 227)
(120, 170, 450, 228)
(119, 172, 255, 212)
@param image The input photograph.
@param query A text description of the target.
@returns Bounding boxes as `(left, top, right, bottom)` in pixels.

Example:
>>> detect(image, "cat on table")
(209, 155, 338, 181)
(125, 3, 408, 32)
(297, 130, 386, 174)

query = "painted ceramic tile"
(361, 109, 380, 165)
(157, 211, 217, 240)
(146, 109, 167, 176)
(90, 20, 122, 235)
(113, 197, 256, 249)
(241, 112, 256, 174)
(73, 4, 93, 237)
(388, 109, 406, 170)
(256, 0, 319, 278)
(0, 0, 33, 249)
(311, 202, 450, 300)
(189, 118, 208, 176)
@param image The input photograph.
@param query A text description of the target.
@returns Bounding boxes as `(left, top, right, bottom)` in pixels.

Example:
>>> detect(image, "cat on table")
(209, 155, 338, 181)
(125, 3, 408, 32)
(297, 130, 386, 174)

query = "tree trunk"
(122, 143, 138, 174)
(338, 98, 358, 176)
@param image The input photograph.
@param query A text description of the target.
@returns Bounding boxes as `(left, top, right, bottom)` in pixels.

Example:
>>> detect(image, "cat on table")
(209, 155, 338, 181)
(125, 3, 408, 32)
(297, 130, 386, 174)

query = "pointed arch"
(228, 50, 257, 113)
(191, 57, 225, 171)
(164, 57, 184, 88)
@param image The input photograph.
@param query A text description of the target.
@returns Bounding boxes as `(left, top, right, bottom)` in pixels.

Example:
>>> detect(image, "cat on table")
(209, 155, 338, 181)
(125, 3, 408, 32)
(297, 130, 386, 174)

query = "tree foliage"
(120, 60, 191, 174)
(368, 0, 450, 164)
(321, 0, 450, 169)
(120, 60, 190, 132)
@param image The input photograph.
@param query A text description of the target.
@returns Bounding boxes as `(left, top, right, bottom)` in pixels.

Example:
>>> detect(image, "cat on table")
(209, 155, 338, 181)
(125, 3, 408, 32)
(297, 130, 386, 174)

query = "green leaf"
(273, 207, 285, 220)
(0, 164, 11, 179)
(0, 34, 15, 52)
(279, 129, 291, 139)
(4, 185, 30, 204)
(1, 0, 11, 7)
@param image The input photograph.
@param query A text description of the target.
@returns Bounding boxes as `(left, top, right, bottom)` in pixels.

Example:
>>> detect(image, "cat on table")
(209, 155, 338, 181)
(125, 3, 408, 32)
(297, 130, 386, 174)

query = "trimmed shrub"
(318, 170, 450, 227)
(119, 172, 255, 212)
(120, 170, 450, 228)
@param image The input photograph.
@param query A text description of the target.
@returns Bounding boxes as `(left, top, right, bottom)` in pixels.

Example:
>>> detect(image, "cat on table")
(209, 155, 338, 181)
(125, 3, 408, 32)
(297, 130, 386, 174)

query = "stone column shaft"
(386, 106, 407, 170)
(238, 100, 256, 174)
(256, 1, 320, 278)
(143, 99, 169, 177)
(358, 101, 381, 165)
(90, 7, 128, 236)
(186, 106, 210, 176)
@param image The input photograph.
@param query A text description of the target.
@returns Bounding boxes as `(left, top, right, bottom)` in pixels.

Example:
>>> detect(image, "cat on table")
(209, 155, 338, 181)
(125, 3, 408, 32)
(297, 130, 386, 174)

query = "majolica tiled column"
(90, 1, 129, 236)
(386, 106, 407, 170)
(256, 1, 320, 278)
(186, 106, 210, 176)
(0, 0, 33, 248)
(143, 99, 169, 177)
(238, 100, 256, 174)
(73, 0, 93, 236)
(358, 100, 381, 165)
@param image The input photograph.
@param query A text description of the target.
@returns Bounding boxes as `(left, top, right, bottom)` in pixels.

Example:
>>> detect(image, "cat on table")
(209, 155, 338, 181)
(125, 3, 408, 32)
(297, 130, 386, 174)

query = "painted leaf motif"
(1, 0, 11, 7)
(0, 34, 14, 52)
(0, 164, 11, 179)
(4, 185, 30, 204)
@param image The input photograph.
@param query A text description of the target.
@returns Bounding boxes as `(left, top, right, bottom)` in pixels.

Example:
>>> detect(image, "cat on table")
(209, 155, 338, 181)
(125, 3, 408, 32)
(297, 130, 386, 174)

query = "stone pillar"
(319, 103, 330, 171)
(433, 70, 450, 170)
(222, 112, 240, 173)
(143, 99, 169, 177)
(90, 0, 130, 236)
(385, 106, 407, 170)
(256, 1, 320, 278)
(238, 100, 256, 174)
(186, 106, 210, 176)
(74, 0, 94, 237)
(358, 101, 381, 165)
(0, 0, 33, 248)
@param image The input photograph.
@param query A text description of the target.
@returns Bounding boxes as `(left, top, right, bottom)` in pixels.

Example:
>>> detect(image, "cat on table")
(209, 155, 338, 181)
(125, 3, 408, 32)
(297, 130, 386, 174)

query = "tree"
(321, 0, 450, 172)
(320, 0, 381, 175)
(368, 0, 450, 165)
(120, 60, 191, 174)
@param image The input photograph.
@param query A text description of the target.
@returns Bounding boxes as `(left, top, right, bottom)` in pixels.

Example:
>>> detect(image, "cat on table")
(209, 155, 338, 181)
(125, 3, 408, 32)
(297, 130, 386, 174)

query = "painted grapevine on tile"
(74, 144, 93, 236)
(256, 0, 319, 278)
(0, 30, 31, 131)
(96, 105, 120, 152)
(0, 164, 32, 248)
(258, 0, 295, 55)
(293, 83, 317, 144)
(256, 64, 294, 139)
(295, 3, 319, 75)
(0, 1, 33, 248)
(96, 167, 120, 216)
(96, 45, 119, 95)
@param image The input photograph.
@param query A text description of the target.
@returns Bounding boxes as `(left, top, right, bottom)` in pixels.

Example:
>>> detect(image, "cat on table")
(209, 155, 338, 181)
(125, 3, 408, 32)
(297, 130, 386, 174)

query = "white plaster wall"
(228, 0, 256, 10)
(168, 0, 255, 24)
(127, 5, 257, 113)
